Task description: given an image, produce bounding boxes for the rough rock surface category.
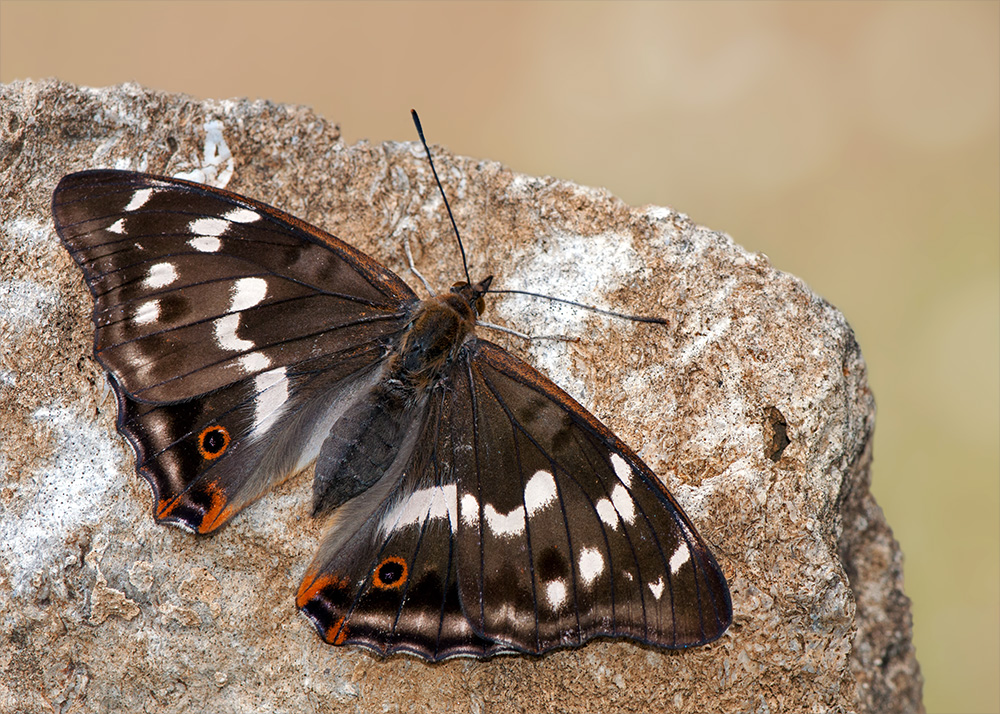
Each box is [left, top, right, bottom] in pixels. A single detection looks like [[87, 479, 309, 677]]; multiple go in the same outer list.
[[0, 80, 923, 713]]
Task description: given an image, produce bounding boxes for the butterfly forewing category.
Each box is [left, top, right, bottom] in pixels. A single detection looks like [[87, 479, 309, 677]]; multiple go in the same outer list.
[[54, 170, 417, 402], [458, 342, 730, 651]]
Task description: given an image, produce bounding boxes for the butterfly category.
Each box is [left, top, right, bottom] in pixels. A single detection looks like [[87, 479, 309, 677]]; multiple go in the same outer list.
[[52, 124, 731, 661]]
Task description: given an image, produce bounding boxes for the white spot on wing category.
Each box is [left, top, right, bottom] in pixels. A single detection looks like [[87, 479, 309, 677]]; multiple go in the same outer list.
[[207, 277, 269, 358], [427, 485, 457, 529], [189, 216, 230, 237], [107, 218, 126, 234], [611, 453, 633, 487], [143, 262, 178, 289], [124, 188, 154, 211], [142, 410, 172, 443], [596, 498, 618, 529], [669, 543, 691, 574], [225, 207, 260, 223], [252, 367, 289, 431], [484, 503, 526, 537], [380, 484, 458, 535], [239, 351, 271, 373], [214, 313, 253, 351], [611, 483, 635, 524], [545, 579, 567, 610], [460, 493, 479, 527], [578, 547, 605, 586], [649, 576, 665, 600], [229, 277, 267, 312], [133, 300, 160, 325], [524, 469, 557, 516], [189, 236, 221, 252]]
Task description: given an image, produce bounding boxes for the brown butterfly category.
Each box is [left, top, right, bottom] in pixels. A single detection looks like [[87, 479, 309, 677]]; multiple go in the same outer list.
[[52, 117, 731, 660]]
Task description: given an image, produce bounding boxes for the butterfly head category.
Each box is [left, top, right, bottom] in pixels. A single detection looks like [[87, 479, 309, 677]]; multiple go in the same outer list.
[[450, 275, 493, 319]]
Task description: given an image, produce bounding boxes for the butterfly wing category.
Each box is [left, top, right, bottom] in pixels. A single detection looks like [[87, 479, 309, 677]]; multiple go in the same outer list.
[[297, 368, 513, 660], [297, 339, 731, 659], [454, 341, 732, 651], [53, 170, 418, 532]]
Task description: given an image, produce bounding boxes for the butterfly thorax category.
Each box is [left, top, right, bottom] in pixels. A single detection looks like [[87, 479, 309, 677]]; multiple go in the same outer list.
[[394, 276, 493, 395]]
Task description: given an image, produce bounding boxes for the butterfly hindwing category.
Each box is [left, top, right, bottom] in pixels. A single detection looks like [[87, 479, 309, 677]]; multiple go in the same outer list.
[[297, 385, 512, 660], [116, 345, 391, 532], [297, 504, 504, 659]]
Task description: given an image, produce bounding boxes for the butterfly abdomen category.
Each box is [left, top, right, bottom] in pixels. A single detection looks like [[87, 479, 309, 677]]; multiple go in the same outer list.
[[311, 384, 424, 517], [397, 293, 478, 388]]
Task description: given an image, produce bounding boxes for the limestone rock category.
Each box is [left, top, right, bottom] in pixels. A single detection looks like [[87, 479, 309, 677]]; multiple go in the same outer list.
[[0, 80, 922, 713]]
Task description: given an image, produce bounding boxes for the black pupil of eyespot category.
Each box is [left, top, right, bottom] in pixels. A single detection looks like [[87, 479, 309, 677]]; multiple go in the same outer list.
[[204, 429, 225, 452], [379, 561, 403, 583]]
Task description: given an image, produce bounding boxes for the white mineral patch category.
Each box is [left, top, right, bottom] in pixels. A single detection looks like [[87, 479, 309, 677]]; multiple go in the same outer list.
[[3, 217, 52, 252], [1, 405, 124, 595], [173, 119, 234, 188], [492, 228, 641, 402], [0, 278, 61, 331]]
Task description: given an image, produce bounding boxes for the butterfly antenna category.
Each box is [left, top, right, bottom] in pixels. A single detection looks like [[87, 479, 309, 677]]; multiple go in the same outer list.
[[411, 109, 473, 287], [411, 110, 664, 328], [489, 288, 669, 325]]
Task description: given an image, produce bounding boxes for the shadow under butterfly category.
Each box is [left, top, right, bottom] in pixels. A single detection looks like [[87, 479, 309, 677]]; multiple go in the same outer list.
[[51, 112, 732, 661]]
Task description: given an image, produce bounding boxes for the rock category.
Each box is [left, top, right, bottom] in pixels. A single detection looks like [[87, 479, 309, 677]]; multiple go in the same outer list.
[[0, 80, 922, 713]]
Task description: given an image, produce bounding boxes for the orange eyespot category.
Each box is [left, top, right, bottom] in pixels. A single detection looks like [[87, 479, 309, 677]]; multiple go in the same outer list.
[[372, 556, 408, 590], [197, 425, 230, 460]]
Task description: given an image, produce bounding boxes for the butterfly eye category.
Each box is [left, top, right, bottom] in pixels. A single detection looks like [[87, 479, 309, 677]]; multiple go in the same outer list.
[[448, 281, 488, 317], [372, 557, 408, 590], [197, 426, 231, 460]]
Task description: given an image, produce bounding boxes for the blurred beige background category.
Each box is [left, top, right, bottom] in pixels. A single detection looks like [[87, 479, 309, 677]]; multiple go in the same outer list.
[[2, 2, 996, 712]]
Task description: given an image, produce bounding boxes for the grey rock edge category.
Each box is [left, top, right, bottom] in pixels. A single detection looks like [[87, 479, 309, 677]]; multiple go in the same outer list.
[[0, 80, 922, 714]]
